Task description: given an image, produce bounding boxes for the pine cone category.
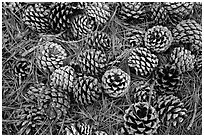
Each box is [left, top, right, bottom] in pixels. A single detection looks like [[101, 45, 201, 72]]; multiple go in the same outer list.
[[172, 19, 202, 55], [67, 2, 87, 10], [71, 14, 97, 40], [66, 122, 92, 135], [163, 2, 194, 25], [154, 64, 182, 96], [123, 102, 160, 135], [123, 28, 145, 47], [24, 83, 47, 103], [194, 54, 202, 72], [39, 86, 71, 120], [149, 3, 168, 26], [102, 68, 131, 98], [170, 47, 195, 73], [144, 25, 173, 53], [128, 47, 159, 77], [85, 31, 112, 53], [133, 81, 156, 105], [50, 65, 75, 92], [49, 2, 84, 33], [36, 41, 67, 73], [15, 104, 46, 135], [155, 95, 187, 127], [69, 60, 83, 75], [93, 130, 108, 135], [85, 2, 112, 29], [73, 75, 102, 105], [77, 49, 107, 77], [14, 58, 31, 84], [22, 3, 51, 33], [25, 83, 70, 120], [117, 2, 149, 23]]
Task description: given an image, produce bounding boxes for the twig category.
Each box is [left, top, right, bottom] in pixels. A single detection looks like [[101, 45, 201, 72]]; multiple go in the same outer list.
[[148, 80, 155, 105], [100, 3, 118, 32], [187, 94, 198, 130], [21, 45, 39, 57]]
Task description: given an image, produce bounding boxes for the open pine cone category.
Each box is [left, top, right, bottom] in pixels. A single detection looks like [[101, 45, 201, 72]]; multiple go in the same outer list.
[[65, 122, 93, 135], [14, 58, 31, 84], [71, 14, 97, 40], [39, 86, 71, 120], [155, 95, 187, 127], [25, 83, 70, 120], [22, 3, 51, 33], [172, 19, 202, 55], [149, 3, 168, 26], [73, 75, 102, 106], [122, 102, 160, 135], [15, 104, 47, 135], [144, 25, 173, 53], [117, 2, 149, 24], [85, 31, 112, 53], [85, 2, 112, 29], [170, 47, 195, 73], [154, 64, 182, 96], [77, 49, 107, 77], [49, 2, 84, 33], [163, 2, 194, 25], [123, 28, 145, 47], [128, 47, 159, 77], [102, 68, 131, 98], [194, 54, 202, 72], [133, 81, 156, 105], [36, 40, 67, 73], [50, 65, 75, 92]]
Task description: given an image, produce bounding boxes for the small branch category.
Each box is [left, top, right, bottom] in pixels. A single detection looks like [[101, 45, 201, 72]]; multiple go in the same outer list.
[[148, 80, 155, 105], [187, 96, 198, 130], [22, 45, 38, 57], [100, 3, 119, 32]]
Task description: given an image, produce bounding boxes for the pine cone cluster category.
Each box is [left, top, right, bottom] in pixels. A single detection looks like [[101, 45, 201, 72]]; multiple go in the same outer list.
[[25, 83, 70, 120], [4, 2, 201, 135]]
